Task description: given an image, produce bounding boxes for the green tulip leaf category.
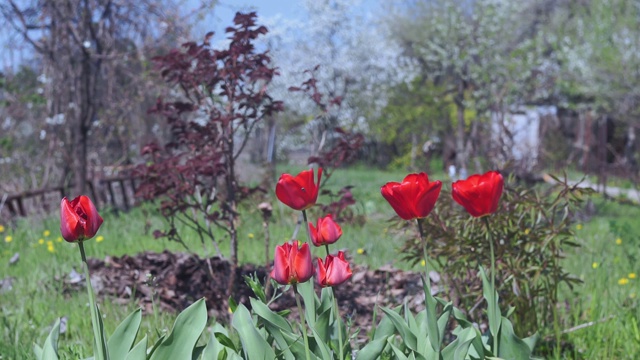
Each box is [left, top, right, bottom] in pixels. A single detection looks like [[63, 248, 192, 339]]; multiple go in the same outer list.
[[479, 267, 502, 345], [107, 308, 142, 359], [381, 307, 418, 351], [297, 281, 317, 328], [124, 335, 147, 360], [421, 275, 441, 353], [231, 304, 276, 360], [36, 318, 60, 360], [355, 336, 390, 360], [250, 298, 293, 332], [498, 317, 535, 360], [149, 298, 207, 360]]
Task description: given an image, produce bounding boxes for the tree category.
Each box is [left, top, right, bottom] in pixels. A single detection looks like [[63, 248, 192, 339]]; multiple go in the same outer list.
[[383, 0, 558, 171], [1, 0, 215, 195]]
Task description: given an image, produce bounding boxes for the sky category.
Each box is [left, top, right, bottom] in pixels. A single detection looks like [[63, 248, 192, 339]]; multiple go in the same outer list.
[[194, 0, 380, 38]]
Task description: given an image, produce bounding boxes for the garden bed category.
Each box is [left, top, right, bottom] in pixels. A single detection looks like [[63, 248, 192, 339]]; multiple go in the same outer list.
[[72, 251, 431, 338]]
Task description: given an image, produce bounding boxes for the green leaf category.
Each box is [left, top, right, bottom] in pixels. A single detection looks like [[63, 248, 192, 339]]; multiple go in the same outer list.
[[150, 298, 208, 360], [373, 307, 398, 340], [231, 304, 276, 360], [498, 317, 535, 360], [381, 307, 418, 351], [124, 335, 147, 360], [244, 274, 267, 303], [250, 298, 293, 332], [422, 275, 441, 353], [297, 281, 317, 328], [38, 318, 60, 360], [108, 309, 142, 360], [479, 267, 501, 346], [355, 337, 389, 360], [388, 340, 410, 360]]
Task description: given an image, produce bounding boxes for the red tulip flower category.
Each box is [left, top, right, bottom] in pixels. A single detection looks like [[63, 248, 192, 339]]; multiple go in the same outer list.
[[380, 173, 442, 220], [275, 168, 323, 211], [317, 251, 352, 287], [309, 214, 342, 247], [452, 170, 504, 217], [60, 196, 104, 243], [271, 240, 313, 285]]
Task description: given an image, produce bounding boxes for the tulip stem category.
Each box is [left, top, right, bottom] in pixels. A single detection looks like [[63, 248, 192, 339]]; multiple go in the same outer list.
[[333, 289, 345, 360], [293, 285, 312, 360], [78, 241, 108, 360], [483, 216, 498, 356], [416, 218, 429, 274], [302, 210, 313, 246]]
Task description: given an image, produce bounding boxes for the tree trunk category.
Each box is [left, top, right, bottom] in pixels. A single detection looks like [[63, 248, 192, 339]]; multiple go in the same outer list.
[[455, 82, 468, 171]]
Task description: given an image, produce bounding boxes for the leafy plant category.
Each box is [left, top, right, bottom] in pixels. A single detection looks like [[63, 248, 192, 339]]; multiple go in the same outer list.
[[399, 174, 591, 335], [135, 12, 283, 299]]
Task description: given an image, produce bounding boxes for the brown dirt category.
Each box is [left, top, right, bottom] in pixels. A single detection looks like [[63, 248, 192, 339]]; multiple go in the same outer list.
[[70, 251, 431, 336]]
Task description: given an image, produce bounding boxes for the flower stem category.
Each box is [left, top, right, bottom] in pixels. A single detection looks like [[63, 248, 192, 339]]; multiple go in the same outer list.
[[78, 241, 107, 360], [302, 210, 313, 245], [293, 285, 312, 360], [332, 288, 345, 360], [416, 218, 429, 278], [483, 216, 498, 356]]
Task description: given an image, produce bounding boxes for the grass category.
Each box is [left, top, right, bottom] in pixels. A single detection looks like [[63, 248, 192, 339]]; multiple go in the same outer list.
[[1, 164, 639, 358]]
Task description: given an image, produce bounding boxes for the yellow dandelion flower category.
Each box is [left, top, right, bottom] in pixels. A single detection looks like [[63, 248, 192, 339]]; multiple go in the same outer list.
[[0, 225, 5, 233], [420, 259, 426, 267], [47, 245, 55, 253], [592, 262, 598, 269], [356, 248, 364, 255], [629, 273, 637, 279], [248, 233, 254, 239], [43, 230, 51, 237], [616, 238, 622, 245], [4, 235, 12, 243], [576, 224, 583, 230], [38, 239, 44, 245], [95, 235, 104, 243], [524, 228, 530, 235], [56, 237, 63, 243], [618, 278, 629, 286]]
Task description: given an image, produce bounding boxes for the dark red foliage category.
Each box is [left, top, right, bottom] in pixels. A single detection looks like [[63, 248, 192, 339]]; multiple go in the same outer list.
[[135, 13, 282, 266]]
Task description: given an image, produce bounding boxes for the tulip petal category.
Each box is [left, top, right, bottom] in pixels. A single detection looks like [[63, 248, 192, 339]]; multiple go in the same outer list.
[[60, 198, 81, 242], [76, 195, 103, 239], [293, 242, 313, 283]]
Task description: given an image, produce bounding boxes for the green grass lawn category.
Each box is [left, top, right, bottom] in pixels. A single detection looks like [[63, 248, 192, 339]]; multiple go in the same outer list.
[[1, 165, 639, 359]]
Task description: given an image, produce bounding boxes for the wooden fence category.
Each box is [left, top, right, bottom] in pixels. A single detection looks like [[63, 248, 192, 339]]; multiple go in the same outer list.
[[0, 174, 139, 220]]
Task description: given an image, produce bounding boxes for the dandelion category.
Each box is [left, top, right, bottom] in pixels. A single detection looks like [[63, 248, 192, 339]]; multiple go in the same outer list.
[[43, 230, 51, 237], [356, 248, 364, 255], [47, 241, 55, 253], [248, 233, 254, 239], [38, 239, 45, 245], [95, 235, 104, 243], [618, 278, 629, 286], [0, 225, 4, 233], [592, 262, 598, 269], [629, 273, 637, 279], [420, 259, 426, 267], [615, 238, 622, 245], [4, 236, 12, 243], [576, 224, 583, 230], [524, 228, 531, 235], [56, 237, 63, 243]]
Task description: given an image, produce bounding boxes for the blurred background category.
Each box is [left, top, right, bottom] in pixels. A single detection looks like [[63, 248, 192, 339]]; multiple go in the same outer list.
[[1, 0, 639, 218]]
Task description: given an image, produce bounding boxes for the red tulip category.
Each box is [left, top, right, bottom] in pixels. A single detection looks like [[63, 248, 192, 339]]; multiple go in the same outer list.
[[317, 251, 352, 287], [60, 196, 104, 243], [275, 168, 322, 211], [309, 214, 342, 247], [380, 173, 442, 220], [271, 240, 313, 285], [452, 170, 504, 217]]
